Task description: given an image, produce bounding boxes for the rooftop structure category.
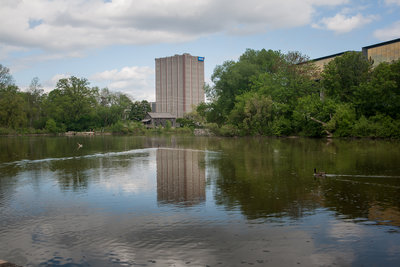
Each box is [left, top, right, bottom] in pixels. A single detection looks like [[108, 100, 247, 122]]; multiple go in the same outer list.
[[142, 112, 176, 128], [311, 38, 400, 71], [362, 38, 400, 66], [311, 51, 348, 72]]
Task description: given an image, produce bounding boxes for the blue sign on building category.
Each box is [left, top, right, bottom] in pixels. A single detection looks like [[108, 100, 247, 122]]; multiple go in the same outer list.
[[198, 57, 205, 62]]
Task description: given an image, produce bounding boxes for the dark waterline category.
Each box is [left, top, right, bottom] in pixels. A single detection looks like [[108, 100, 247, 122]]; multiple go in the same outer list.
[[1, 136, 400, 266]]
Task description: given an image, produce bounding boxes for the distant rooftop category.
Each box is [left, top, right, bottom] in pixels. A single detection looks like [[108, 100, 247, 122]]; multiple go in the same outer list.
[[362, 38, 400, 50], [311, 51, 350, 62], [311, 37, 400, 62], [147, 112, 176, 119]]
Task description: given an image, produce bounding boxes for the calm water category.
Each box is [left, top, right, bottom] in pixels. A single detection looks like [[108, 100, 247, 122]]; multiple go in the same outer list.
[[1, 136, 400, 266]]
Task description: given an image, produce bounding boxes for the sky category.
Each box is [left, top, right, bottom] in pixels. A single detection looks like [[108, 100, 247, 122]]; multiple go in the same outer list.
[[1, 0, 400, 102]]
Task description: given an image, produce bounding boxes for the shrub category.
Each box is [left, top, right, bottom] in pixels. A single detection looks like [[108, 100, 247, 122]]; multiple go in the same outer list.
[[110, 121, 125, 133], [271, 116, 292, 136], [326, 103, 356, 137], [165, 120, 172, 130], [218, 124, 239, 137], [352, 116, 373, 137], [45, 119, 61, 133]]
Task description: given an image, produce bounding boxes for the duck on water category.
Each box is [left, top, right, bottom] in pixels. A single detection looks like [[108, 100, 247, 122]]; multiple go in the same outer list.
[[314, 168, 326, 178]]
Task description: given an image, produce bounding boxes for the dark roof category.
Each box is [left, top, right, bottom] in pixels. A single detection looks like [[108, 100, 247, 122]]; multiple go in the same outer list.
[[311, 51, 351, 62], [146, 112, 176, 119], [362, 38, 400, 50]]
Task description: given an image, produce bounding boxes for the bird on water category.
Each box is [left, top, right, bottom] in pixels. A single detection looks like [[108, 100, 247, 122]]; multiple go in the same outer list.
[[314, 168, 326, 178], [77, 143, 83, 150]]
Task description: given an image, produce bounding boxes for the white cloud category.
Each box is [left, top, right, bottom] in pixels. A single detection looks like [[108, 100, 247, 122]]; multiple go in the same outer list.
[[0, 0, 349, 56], [374, 21, 400, 40], [8, 51, 85, 73], [385, 0, 400, 5], [40, 66, 155, 100], [312, 13, 377, 34], [42, 73, 71, 92], [328, 221, 366, 241], [90, 66, 155, 101], [91, 66, 153, 81]]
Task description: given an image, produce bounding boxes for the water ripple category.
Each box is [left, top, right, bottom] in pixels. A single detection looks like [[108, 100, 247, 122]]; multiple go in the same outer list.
[[0, 148, 157, 168]]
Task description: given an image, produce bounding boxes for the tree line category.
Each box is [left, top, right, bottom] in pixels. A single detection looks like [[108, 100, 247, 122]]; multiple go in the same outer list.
[[185, 49, 400, 138], [2, 48, 400, 138], [0, 65, 151, 134]]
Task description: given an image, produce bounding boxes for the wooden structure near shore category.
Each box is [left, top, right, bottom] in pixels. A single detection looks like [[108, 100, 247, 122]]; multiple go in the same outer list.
[[142, 112, 177, 128]]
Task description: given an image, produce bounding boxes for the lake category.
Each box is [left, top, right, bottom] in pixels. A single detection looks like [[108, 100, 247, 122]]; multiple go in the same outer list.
[[1, 136, 400, 266]]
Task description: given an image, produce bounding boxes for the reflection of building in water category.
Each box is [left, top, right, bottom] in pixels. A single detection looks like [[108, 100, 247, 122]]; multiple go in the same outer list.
[[157, 148, 205, 205]]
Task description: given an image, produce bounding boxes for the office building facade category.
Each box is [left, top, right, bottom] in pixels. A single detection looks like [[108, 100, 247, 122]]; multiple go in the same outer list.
[[155, 53, 205, 118]]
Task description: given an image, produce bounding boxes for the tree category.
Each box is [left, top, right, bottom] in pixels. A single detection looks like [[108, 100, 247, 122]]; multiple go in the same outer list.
[[0, 64, 14, 89], [0, 64, 27, 129], [25, 77, 45, 128], [326, 103, 357, 137], [95, 88, 134, 127], [322, 52, 372, 102], [112, 92, 133, 121], [129, 100, 151, 121], [210, 49, 285, 121], [354, 60, 400, 119], [0, 85, 27, 129], [44, 76, 98, 131], [229, 92, 275, 135]]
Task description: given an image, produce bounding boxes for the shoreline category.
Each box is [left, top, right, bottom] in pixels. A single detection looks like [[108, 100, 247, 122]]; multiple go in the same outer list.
[[0, 132, 398, 140]]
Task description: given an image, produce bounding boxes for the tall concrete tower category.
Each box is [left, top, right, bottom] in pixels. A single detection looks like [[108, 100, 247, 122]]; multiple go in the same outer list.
[[155, 53, 205, 118]]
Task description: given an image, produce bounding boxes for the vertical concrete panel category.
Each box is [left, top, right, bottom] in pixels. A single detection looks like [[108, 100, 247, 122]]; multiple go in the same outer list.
[[155, 59, 161, 113], [186, 56, 190, 112], [198, 60, 205, 103], [161, 58, 167, 112], [171, 56, 177, 117], [177, 55, 183, 118], [191, 56, 196, 108]]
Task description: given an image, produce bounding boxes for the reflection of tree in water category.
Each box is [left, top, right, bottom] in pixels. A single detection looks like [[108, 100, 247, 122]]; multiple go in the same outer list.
[[0, 135, 157, 166], [49, 151, 150, 191], [49, 158, 92, 191], [157, 148, 205, 206], [317, 177, 400, 227], [208, 138, 320, 220], [369, 203, 400, 227], [208, 137, 400, 225], [0, 175, 16, 210]]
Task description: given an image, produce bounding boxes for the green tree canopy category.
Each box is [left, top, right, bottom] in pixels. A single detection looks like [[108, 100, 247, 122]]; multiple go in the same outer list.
[[44, 76, 98, 131], [130, 100, 151, 121], [354, 60, 400, 119], [210, 49, 285, 121], [0, 85, 27, 129], [25, 77, 46, 128], [0, 64, 14, 89], [322, 51, 372, 102]]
